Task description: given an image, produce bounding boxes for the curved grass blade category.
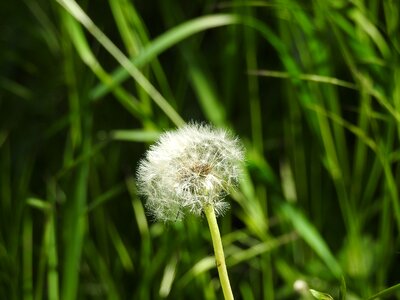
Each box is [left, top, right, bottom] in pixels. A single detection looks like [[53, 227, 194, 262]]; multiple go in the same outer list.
[[367, 283, 400, 300], [90, 14, 241, 100], [280, 203, 343, 279], [56, 0, 185, 127]]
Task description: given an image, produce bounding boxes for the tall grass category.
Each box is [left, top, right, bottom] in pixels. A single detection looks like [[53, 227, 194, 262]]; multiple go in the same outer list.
[[1, 0, 399, 299]]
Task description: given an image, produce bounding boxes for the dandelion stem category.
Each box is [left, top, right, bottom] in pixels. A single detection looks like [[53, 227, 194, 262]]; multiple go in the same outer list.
[[203, 204, 234, 300]]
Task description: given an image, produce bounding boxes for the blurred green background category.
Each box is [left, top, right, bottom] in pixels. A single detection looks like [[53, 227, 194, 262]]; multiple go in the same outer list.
[[1, 0, 400, 299]]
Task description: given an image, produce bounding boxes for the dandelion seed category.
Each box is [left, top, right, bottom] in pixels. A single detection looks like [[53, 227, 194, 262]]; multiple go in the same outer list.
[[136, 122, 244, 222]]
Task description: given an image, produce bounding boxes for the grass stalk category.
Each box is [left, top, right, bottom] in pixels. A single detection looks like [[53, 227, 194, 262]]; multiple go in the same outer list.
[[56, 0, 185, 127], [22, 212, 33, 300], [203, 204, 234, 300]]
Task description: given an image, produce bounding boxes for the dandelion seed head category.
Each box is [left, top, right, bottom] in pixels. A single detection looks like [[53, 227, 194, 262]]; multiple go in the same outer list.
[[136, 123, 244, 222]]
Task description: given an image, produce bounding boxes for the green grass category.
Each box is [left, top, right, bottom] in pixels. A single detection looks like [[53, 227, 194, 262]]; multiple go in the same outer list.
[[1, 0, 400, 299]]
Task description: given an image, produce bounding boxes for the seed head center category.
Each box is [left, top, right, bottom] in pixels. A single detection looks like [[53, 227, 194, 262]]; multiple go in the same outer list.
[[190, 163, 213, 176]]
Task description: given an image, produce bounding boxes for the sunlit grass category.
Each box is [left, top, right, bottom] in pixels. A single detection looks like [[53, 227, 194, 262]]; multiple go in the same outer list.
[[1, 0, 399, 299]]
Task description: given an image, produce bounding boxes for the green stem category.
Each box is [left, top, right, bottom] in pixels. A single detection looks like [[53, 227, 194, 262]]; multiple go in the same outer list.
[[203, 204, 234, 300]]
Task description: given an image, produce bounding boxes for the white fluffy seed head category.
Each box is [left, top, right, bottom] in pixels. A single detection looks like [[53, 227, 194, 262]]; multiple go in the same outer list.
[[136, 123, 244, 222]]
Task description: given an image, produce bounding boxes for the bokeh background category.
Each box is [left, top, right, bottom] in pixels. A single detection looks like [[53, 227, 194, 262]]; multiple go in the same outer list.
[[1, 0, 400, 299]]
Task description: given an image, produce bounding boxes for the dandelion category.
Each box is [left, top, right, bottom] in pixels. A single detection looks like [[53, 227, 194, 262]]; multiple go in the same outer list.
[[136, 122, 244, 300], [136, 122, 244, 222]]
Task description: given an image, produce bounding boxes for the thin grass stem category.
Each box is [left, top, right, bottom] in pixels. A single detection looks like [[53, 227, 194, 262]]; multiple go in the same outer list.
[[56, 0, 185, 127]]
